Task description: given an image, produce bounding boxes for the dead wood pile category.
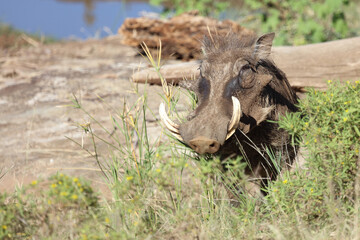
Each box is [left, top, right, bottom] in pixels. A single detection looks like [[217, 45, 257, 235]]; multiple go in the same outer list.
[[132, 36, 360, 92], [118, 11, 254, 60]]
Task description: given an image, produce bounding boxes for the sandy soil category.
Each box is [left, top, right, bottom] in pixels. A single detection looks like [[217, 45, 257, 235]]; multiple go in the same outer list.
[[0, 36, 175, 196]]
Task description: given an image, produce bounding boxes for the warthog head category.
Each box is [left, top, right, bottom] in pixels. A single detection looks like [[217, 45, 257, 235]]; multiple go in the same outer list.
[[160, 32, 298, 156]]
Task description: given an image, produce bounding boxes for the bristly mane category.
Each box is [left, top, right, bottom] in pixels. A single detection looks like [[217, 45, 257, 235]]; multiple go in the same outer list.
[[202, 32, 298, 114], [202, 33, 257, 56]]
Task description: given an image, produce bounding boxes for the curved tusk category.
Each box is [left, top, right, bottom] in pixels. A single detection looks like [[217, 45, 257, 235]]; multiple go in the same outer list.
[[169, 132, 184, 141], [226, 129, 236, 140], [226, 96, 242, 140], [159, 103, 184, 141], [159, 103, 180, 133]]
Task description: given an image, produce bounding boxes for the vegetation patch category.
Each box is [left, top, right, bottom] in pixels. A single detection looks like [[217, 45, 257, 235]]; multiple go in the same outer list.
[[1, 44, 359, 238], [1, 78, 359, 239], [261, 80, 360, 238], [0, 174, 104, 239], [0, 22, 57, 50], [243, 0, 358, 45], [150, 0, 360, 45]]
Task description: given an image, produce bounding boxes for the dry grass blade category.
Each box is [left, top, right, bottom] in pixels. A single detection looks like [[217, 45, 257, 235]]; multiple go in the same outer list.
[[140, 41, 172, 103], [206, 25, 216, 49], [21, 33, 40, 47]]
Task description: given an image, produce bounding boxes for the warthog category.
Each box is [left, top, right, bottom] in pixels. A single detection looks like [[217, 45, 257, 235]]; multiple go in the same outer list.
[[160, 32, 299, 195]]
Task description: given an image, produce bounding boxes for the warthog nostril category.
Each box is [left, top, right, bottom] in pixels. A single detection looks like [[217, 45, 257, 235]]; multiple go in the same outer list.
[[189, 137, 220, 154]]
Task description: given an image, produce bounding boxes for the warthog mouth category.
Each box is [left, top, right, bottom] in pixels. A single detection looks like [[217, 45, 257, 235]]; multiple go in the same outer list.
[[159, 96, 242, 144]]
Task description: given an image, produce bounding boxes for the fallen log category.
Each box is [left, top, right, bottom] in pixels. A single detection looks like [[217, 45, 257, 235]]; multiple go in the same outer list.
[[132, 36, 360, 91], [118, 11, 254, 60]]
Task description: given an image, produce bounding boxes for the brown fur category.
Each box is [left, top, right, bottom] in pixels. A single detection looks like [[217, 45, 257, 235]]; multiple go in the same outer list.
[[179, 32, 299, 195]]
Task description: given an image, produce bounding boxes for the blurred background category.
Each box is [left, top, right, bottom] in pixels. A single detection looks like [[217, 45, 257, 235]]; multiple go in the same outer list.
[[0, 0, 359, 46], [0, 0, 162, 40]]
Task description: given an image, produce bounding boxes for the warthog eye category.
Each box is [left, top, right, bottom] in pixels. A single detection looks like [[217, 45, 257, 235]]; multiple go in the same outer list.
[[238, 64, 256, 89], [239, 64, 251, 75]]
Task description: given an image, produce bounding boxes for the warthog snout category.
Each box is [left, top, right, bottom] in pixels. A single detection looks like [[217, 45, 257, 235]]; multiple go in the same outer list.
[[189, 136, 220, 154], [159, 96, 241, 155]]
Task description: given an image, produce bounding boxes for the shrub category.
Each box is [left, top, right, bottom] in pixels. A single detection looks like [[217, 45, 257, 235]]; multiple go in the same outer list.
[[262, 80, 360, 235], [244, 0, 358, 45], [0, 174, 103, 239]]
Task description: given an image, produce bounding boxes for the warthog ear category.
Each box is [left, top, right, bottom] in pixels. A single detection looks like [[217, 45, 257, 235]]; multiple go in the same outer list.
[[253, 32, 275, 60]]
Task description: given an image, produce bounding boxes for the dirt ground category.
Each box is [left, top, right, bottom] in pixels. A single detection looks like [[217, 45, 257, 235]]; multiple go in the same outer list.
[[0, 36, 176, 196]]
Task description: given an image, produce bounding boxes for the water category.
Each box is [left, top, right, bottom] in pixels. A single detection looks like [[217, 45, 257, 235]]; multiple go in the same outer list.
[[0, 0, 162, 39]]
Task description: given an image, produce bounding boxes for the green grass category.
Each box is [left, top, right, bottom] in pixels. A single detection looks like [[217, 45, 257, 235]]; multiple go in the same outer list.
[[1, 49, 359, 239], [0, 22, 57, 50]]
